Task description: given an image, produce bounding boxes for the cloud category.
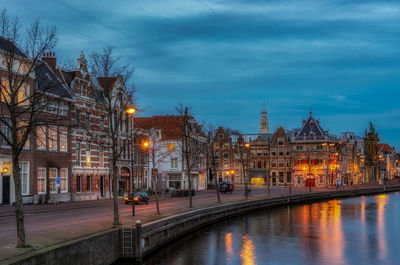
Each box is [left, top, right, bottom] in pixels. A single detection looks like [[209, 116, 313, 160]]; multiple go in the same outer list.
[[5, 0, 400, 149]]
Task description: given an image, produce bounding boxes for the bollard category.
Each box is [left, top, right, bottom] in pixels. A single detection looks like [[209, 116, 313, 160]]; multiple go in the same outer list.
[[135, 220, 143, 262]]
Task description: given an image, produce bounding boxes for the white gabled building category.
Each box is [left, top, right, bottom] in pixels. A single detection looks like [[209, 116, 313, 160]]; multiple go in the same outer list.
[[135, 115, 208, 191]]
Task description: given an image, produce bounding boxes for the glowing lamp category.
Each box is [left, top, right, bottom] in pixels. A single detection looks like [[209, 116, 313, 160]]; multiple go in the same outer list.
[[126, 107, 137, 115]]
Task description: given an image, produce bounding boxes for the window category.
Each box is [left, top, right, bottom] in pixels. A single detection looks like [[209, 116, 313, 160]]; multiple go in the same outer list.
[[77, 176, 82, 192], [271, 161, 277, 168], [87, 176, 92, 192], [1, 118, 10, 146], [47, 101, 58, 114], [76, 142, 81, 166], [99, 146, 104, 167], [287, 172, 291, 183], [60, 168, 68, 193], [36, 125, 46, 150], [224, 162, 229, 169], [171, 157, 178, 169], [48, 126, 57, 151], [168, 173, 182, 189], [49, 168, 57, 193], [223, 144, 229, 150], [19, 161, 29, 195], [271, 149, 277, 156], [59, 127, 67, 152], [86, 112, 90, 129], [100, 116, 104, 129], [18, 83, 30, 106], [37, 168, 46, 194], [18, 62, 29, 73], [257, 161, 262, 168], [278, 137, 284, 146], [223, 153, 229, 159], [278, 161, 284, 168], [279, 172, 284, 182], [218, 134, 223, 139], [76, 110, 80, 126], [167, 143, 175, 152], [86, 143, 91, 167], [279, 151, 284, 156], [297, 145, 303, 151], [1, 78, 11, 103]]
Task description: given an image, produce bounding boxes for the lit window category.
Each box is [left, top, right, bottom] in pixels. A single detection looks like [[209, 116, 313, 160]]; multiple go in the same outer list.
[[37, 168, 46, 194], [1, 78, 11, 103], [48, 126, 57, 150], [49, 168, 57, 193], [18, 83, 30, 106], [60, 168, 68, 193], [59, 127, 67, 152], [167, 143, 175, 151]]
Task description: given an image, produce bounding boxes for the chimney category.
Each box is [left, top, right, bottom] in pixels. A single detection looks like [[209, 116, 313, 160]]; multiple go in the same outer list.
[[42, 51, 57, 70]]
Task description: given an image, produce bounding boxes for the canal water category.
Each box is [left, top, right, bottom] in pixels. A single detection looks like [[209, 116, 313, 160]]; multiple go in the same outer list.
[[120, 192, 400, 265]]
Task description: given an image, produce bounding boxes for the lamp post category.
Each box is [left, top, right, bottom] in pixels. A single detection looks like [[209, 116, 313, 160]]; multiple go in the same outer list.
[[126, 106, 137, 216]]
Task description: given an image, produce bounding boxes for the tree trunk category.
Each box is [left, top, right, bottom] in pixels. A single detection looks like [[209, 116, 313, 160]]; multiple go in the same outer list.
[[188, 170, 192, 208], [112, 159, 119, 226], [153, 158, 160, 215], [213, 164, 221, 203], [12, 152, 26, 247]]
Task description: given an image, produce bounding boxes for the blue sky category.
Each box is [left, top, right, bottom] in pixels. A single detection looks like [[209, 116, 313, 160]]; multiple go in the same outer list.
[[5, 0, 400, 149]]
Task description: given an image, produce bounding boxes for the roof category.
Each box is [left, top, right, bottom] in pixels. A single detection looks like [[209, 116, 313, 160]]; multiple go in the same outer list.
[[134, 116, 184, 140], [35, 61, 74, 99], [0, 37, 27, 58], [97, 77, 117, 91], [378, 143, 395, 154], [292, 110, 330, 141]]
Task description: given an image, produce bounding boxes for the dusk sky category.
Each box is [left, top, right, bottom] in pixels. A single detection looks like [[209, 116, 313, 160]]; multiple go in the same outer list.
[[6, 0, 400, 149]]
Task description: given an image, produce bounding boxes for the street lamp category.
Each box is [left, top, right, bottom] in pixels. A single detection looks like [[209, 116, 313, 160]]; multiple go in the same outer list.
[[126, 106, 137, 216]]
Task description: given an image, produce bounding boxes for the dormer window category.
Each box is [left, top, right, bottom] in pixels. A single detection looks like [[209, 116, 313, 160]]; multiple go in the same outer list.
[[310, 121, 314, 127]]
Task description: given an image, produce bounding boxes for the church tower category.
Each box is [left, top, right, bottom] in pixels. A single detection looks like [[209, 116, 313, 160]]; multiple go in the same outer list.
[[260, 103, 269, 134]]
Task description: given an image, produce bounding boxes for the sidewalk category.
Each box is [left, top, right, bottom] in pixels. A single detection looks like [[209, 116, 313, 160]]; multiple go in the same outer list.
[[1, 183, 399, 263]]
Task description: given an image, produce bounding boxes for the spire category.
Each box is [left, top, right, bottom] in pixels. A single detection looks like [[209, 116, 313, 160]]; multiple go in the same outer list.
[[260, 103, 269, 134], [309, 105, 312, 117]]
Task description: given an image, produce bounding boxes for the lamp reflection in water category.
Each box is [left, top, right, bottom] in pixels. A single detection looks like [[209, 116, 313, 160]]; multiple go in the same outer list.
[[240, 234, 257, 265], [317, 200, 345, 265], [377, 194, 388, 260], [225, 232, 234, 263]]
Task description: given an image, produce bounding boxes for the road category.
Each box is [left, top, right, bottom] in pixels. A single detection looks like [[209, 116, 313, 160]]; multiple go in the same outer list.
[[0, 184, 395, 262]]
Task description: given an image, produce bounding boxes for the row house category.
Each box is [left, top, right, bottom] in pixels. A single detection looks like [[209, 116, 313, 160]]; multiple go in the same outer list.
[[377, 143, 397, 181], [0, 38, 74, 205], [0, 38, 140, 205], [135, 115, 208, 191]]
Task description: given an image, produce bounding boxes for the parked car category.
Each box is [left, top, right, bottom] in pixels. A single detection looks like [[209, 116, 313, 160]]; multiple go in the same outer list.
[[124, 191, 149, 205], [220, 180, 234, 193]]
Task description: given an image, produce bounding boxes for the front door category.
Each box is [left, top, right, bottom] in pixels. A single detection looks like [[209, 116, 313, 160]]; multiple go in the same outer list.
[[100, 176, 104, 197], [2, 176, 10, 204]]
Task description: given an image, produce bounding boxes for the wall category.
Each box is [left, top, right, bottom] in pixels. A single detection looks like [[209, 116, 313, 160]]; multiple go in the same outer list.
[[5, 229, 120, 265]]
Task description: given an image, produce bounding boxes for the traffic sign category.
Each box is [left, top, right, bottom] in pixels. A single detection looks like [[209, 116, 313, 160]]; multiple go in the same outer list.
[[56, 177, 60, 188]]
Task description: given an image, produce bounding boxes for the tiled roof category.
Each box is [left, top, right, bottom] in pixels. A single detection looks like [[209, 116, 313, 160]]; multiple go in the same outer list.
[[97, 77, 117, 91], [134, 116, 184, 140], [0, 37, 27, 58], [378, 143, 395, 154], [35, 62, 74, 99]]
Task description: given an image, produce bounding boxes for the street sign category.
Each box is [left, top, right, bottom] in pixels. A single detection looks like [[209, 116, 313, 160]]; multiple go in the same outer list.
[[56, 177, 60, 188], [162, 171, 166, 181]]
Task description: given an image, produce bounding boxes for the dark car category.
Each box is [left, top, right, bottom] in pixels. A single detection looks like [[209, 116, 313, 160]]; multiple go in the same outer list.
[[219, 180, 234, 193], [124, 191, 149, 205]]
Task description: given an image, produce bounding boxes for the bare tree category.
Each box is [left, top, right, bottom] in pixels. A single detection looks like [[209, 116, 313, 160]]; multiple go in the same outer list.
[[235, 135, 250, 200], [0, 9, 57, 247], [88, 46, 135, 226], [204, 123, 221, 203], [177, 104, 206, 208]]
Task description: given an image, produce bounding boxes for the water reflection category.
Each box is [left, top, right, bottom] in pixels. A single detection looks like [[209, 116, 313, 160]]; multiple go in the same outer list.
[[225, 232, 234, 263], [135, 193, 400, 265], [240, 234, 257, 265], [377, 195, 388, 261]]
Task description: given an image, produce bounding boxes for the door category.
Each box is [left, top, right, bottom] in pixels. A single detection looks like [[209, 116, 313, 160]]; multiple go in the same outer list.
[[100, 176, 104, 197], [2, 176, 10, 204]]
